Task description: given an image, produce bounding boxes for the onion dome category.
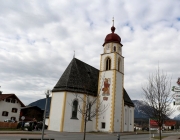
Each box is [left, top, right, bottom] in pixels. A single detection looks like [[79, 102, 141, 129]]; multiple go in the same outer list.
[[103, 26, 123, 46]]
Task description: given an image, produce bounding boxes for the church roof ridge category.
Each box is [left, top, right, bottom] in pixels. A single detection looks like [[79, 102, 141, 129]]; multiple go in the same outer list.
[[74, 58, 99, 71], [52, 58, 99, 96]]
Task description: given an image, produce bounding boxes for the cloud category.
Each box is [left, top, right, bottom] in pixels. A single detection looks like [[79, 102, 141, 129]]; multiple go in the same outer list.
[[0, 0, 180, 107]]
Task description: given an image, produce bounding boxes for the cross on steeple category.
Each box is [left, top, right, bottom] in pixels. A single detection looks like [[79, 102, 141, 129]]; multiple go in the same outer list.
[[73, 50, 75, 58], [112, 17, 114, 26]]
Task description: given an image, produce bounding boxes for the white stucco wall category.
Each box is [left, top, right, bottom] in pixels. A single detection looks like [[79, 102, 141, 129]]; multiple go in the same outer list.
[[104, 43, 122, 55], [48, 91, 65, 131], [129, 107, 134, 131], [114, 72, 123, 132], [85, 96, 96, 132], [123, 105, 134, 131], [124, 106, 128, 131], [0, 99, 21, 122], [114, 51, 124, 74], [63, 92, 83, 132], [86, 120, 93, 131], [97, 70, 113, 132], [49, 91, 96, 132], [63, 92, 95, 132]]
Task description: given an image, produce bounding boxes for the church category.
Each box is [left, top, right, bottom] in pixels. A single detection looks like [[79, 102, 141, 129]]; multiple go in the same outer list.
[[48, 23, 134, 132]]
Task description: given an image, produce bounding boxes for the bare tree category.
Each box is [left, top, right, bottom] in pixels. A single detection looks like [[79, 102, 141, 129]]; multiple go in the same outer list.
[[142, 68, 175, 140], [70, 75, 108, 140], [74, 93, 108, 140]]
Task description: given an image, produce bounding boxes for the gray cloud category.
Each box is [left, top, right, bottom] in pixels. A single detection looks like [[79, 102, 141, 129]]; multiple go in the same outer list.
[[0, 0, 180, 111]]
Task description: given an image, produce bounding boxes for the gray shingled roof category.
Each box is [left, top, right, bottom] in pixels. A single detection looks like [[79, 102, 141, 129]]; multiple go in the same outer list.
[[124, 89, 134, 107], [53, 58, 134, 107], [52, 58, 99, 96]]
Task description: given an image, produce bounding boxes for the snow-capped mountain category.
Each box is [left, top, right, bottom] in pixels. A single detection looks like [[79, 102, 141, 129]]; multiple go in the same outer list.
[[132, 100, 149, 119], [173, 114, 180, 120], [28, 98, 149, 119]]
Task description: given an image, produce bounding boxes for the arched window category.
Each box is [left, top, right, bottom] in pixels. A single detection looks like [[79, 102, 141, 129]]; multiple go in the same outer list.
[[118, 58, 120, 71], [88, 103, 92, 121], [114, 46, 116, 52], [106, 58, 111, 70], [71, 100, 78, 119]]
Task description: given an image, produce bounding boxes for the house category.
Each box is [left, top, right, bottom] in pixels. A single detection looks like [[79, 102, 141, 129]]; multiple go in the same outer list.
[[28, 97, 52, 124], [20, 106, 44, 122], [0, 92, 25, 122], [48, 23, 134, 132], [150, 119, 176, 130], [164, 120, 176, 130]]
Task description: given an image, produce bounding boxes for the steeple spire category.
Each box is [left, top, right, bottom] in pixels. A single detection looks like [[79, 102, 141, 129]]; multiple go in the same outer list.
[[73, 50, 75, 58], [111, 17, 115, 33]]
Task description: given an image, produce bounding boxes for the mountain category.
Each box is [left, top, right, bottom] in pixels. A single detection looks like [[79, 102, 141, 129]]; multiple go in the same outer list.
[[28, 97, 51, 117], [173, 114, 180, 120], [132, 100, 149, 119], [28, 98, 149, 119]]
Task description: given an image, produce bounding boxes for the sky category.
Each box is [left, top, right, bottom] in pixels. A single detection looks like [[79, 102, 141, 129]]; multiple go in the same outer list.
[[0, 0, 180, 116]]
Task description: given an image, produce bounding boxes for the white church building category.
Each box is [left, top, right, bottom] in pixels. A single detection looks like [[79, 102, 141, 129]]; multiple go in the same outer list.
[[48, 24, 134, 132]]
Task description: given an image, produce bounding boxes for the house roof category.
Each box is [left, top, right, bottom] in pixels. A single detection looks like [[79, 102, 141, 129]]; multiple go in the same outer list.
[[0, 94, 25, 107], [21, 106, 42, 110], [52, 58, 99, 96], [164, 120, 176, 126], [53, 57, 134, 107]]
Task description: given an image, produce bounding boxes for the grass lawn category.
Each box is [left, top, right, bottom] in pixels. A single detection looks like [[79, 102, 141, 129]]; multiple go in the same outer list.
[[0, 128, 22, 131], [152, 136, 168, 139]]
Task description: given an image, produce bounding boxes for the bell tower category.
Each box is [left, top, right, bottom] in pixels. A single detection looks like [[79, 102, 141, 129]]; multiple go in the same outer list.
[[96, 20, 124, 132]]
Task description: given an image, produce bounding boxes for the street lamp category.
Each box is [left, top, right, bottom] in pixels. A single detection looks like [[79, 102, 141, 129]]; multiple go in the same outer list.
[[41, 89, 51, 140]]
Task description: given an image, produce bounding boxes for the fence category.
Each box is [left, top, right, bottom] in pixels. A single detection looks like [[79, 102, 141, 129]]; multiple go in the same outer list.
[[0, 122, 18, 128]]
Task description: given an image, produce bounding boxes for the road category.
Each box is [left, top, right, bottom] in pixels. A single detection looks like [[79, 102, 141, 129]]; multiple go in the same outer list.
[[0, 130, 180, 140]]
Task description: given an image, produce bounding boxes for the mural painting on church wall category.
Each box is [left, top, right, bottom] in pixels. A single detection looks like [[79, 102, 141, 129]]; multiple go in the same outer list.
[[102, 78, 111, 101]]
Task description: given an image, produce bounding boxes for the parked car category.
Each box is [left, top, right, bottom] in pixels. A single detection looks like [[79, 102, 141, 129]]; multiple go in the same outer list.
[[23, 121, 48, 131], [4, 119, 15, 123], [24, 121, 34, 131], [142, 127, 149, 131]]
